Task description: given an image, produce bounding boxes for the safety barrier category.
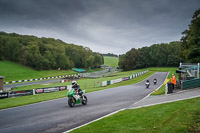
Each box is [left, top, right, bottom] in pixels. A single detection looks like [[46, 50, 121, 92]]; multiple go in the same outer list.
[[101, 70, 148, 87], [0, 86, 68, 99], [3, 75, 77, 85], [181, 78, 200, 89], [0, 70, 149, 99], [3, 69, 114, 84]]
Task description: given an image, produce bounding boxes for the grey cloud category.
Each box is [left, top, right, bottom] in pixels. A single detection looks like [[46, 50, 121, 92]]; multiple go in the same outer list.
[[0, 0, 200, 54]]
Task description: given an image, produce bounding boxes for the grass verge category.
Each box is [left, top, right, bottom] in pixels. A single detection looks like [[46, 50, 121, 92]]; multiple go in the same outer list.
[[12, 69, 149, 91], [71, 97, 200, 133], [103, 56, 119, 67], [150, 67, 178, 95], [0, 60, 77, 82], [0, 71, 153, 110]]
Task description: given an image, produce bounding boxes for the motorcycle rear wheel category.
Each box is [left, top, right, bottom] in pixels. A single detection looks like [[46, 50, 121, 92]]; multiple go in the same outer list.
[[68, 98, 75, 107], [82, 96, 87, 105]]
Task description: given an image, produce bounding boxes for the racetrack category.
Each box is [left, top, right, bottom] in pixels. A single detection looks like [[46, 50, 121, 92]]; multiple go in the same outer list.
[[0, 72, 168, 133]]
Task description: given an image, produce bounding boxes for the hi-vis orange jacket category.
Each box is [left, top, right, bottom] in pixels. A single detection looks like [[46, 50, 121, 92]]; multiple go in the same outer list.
[[171, 75, 176, 85]]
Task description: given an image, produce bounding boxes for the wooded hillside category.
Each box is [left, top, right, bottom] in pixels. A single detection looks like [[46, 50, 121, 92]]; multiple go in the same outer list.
[[0, 32, 104, 70], [119, 9, 200, 70]]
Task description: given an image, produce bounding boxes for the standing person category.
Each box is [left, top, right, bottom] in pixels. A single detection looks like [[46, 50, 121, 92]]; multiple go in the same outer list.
[[171, 74, 176, 89]]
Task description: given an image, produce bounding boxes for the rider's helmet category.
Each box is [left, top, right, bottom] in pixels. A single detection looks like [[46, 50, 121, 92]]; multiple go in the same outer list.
[[72, 80, 77, 87]]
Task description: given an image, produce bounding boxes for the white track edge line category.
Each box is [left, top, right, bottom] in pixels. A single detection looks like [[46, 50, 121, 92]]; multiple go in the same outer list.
[[64, 72, 167, 132], [0, 70, 147, 111], [0, 72, 164, 112], [63, 108, 126, 133], [129, 95, 200, 110], [132, 72, 169, 106], [65, 95, 200, 133]]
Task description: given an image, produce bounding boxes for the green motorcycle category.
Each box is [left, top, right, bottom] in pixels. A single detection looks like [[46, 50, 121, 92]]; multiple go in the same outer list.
[[67, 88, 87, 107]]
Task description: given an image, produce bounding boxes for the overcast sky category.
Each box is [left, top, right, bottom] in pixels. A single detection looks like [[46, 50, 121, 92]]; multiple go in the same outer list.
[[0, 0, 199, 55]]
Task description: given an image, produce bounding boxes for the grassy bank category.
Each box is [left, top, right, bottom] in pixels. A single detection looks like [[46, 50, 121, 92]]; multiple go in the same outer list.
[[72, 97, 200, 133], [150, 67, 178, 95], [11, 69, 149, 91], [0, 61, 77, 82], [103, 56, 119, 67], [0, 71, 153, 109]]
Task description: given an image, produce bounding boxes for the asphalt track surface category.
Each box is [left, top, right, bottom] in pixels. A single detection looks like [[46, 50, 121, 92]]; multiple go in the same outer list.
[[4, 79, 61, 90], [0, 72, 168, 133]]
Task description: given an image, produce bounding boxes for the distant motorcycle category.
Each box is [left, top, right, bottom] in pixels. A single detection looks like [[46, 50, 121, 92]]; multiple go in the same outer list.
[[67, 88, 87, 107], [153, 78, 157, 85], [145, 80, 150, 88]]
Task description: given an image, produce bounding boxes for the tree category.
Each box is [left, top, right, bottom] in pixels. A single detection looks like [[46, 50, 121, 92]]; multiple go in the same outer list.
[[0, 36, 3, 60], [94, 54, 103, 67], [136, 47, 150, 68], [118, 54, 126, 69], [124, 48, 137, 70], [0, 32, 104, 70], [85, 55, 95, 69], [181, 9, 200, 63]]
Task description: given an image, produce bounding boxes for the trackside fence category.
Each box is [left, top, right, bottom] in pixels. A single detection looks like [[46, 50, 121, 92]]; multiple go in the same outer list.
[[0, 70, 148, 99], [102, 70, 148, 87], [3, 75, 78, 85], [181, 78, 200, 89]]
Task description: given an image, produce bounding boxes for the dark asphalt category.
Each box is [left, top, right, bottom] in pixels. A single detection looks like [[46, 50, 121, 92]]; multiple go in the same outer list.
[[0, 72, 168, 133]]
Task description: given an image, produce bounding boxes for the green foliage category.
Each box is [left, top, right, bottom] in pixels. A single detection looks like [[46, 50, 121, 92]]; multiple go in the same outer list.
[[181, 9, 200, 63], [104, 56, 119, 67], [149, 67, 178, 95], [0, 69, 152, 109], [0, 32, 104, 70], [119, 42, 182, 70], [72, 97, 200, 133], [0, 60, 77, 82], [119, 9, 200, 70], [102, 53, 118, 57]]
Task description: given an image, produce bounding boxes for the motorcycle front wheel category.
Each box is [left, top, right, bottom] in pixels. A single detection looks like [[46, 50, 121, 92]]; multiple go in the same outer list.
[[68, 98, 75, 107], [82, 95, 87, 105]]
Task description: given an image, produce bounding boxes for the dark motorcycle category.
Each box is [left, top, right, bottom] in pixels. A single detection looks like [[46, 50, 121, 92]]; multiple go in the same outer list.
[[153, 78, 157, 85], [145, 81, 150, 88]]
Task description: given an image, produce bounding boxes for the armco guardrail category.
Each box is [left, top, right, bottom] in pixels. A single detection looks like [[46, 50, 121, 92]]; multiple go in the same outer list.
[[102, 70, 148, 87], [3, 75, 77, 85], [181, 78, 200, 89], [0, 86, 68, 99], [0, 70, 149, 99], [3, 69, 112, 84]]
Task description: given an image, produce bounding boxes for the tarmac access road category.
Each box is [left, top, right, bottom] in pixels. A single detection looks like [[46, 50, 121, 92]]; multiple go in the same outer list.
[[3, 79, 61, 90], [0, 72, 168, 133]]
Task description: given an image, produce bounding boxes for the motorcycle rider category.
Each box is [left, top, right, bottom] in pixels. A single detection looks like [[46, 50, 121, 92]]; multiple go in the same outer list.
[[72, 80, 83, 99], [153, 78, 157, 85], [145, 79, 150, 88]]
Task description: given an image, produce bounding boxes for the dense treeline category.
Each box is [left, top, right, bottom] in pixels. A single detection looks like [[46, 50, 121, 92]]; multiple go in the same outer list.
[[118, 42, 182, 70], [180, 9, 200, 63], [102, 53, 118, 57], [119, 9, 200, 70], [0, 32, 104, 70]]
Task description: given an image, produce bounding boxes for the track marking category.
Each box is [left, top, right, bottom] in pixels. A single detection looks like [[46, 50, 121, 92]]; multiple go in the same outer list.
[[64, 72, 168, 132], [131, 72, 169, 106], [63, 108, 126, 133], [129, 95, 200, 110]]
